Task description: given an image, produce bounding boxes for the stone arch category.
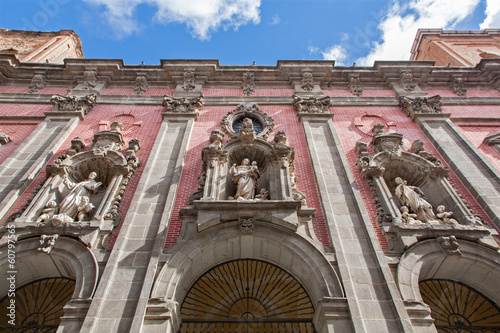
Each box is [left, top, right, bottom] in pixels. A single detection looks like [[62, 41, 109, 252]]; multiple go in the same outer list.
[[152, 222, 343, 306], [397, 239, 500, 329], [0, 236, 99, 300]]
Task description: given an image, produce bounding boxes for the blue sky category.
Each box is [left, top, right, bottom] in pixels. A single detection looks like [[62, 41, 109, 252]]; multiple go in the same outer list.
[[1, 0, 499, 66]]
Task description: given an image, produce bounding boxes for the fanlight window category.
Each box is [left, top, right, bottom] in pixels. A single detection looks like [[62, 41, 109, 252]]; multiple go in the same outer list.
[[0, 277, 75, 332], [420, 279, 500, 332], [180, 259, 315, 332]]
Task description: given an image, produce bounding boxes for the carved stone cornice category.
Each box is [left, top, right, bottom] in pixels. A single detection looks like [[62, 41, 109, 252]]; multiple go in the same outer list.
[[162, 95, 204, 114], [292, 94, 333, 113], [399, 95, 442, 118], [50, 93, 97, 114]]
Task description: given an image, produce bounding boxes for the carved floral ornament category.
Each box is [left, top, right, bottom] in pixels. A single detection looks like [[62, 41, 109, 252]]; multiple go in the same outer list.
[[292, 94, 333, 114], [162, 95, 204, 113], [399, 95, 442, 118], [51, 94, 97, 115], [348, 75, 362, 96], [242, 72, 255, 96], [354, 124, 491, 253]]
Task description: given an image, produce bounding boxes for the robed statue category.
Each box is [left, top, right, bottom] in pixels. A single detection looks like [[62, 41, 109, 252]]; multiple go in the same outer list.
[[229, 158, 259, 200]]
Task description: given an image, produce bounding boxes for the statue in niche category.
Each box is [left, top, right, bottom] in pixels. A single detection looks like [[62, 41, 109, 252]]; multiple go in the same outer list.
[[57, 172, 101, 221], [239, 117, 256, 146], [228, 158, 259, 200], [436, 205, 459, 225], [394, 177, 438, 223], [400, 206, 421, 224]]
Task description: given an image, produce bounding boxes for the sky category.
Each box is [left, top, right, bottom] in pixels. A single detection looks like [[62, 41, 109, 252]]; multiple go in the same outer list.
[[0, 0, 499, 66]]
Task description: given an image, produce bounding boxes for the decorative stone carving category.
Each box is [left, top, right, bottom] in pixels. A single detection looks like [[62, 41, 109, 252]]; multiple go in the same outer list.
[[255, 188, 269, 200], [399, 71, 417, 92], [436, 205, 459, 225], [409, 140, 442, 166], [220, 103, 275, 140], [182, 69, 196, 91], [135, 75, 149, 95], [91, 121, 125, 156], [371, 124, 404, 155], [399, 95, 442, 118], [82, 70, 98, 89], [348, 75, 362, 96], [242, 72, 255, 96], [29, 73, 46, 93], [292, 94, 333, 113], [228, 158, 260, 200], [437, 236, 461, 255], [451, 76, 467, 97], [35, 201, 58, 224], [395, 177, 439, 223], [162, 95, 204, 113], [67, 137, 86, 156], [484, 132, 500, 153], [239, 217, 254, 235], [51, 94, 97, 114], [301, 71, 314, 91], [400, 206, 422, 224], [0, 132, 11, 146], [208, 129, 224, 150], [38, 234, 58, 253]]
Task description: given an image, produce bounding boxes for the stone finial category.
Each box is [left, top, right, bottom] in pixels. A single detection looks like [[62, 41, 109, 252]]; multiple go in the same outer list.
[[301, 71, 314, 91], [399, 95, 442, 118], [209, 130, 224, 149], [163, 95, 204, 113], [292, 94, 333, 113], [399, 71, 416, 92], [135, 75, 149, 95], [348, 75, 362, 96], [67, 137, 86, 156], [83, 70, 98, 89], [371, 123, 385, 135], [242, 72, 255, 96], [273, 130, 288, 148], [29, 73, 46, 93], [182, 69, 196, 91], [38, 234, 59, 253], [451, 76, 467, 97]]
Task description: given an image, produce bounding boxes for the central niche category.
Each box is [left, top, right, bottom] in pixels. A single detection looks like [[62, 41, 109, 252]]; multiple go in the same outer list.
[[189, 103, 306, 204], [180, 259, 315, 332]]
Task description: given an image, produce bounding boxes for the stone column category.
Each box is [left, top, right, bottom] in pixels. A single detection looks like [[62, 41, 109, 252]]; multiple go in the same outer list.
[[415, 114, 500, 228], [298, 111, 413, 332], [0, 113, 81, 222], [80, 112, 197, 333]]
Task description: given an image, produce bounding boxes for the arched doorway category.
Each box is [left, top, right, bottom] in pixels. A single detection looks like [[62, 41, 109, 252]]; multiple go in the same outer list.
[[0, 277, 75, 332], [420, 279, 500, 332], [180, 259, 315, 332]]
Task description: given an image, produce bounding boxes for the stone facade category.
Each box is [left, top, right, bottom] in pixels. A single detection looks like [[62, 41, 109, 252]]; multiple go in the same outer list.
[[0, 30, 500, 333]]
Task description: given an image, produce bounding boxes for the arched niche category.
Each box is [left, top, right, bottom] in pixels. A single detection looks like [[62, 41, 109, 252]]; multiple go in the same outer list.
[[355, 131, 497, 253], [146, 221, 344, 332], [13, 123, 140, 249], [396, 239, 500, 330]]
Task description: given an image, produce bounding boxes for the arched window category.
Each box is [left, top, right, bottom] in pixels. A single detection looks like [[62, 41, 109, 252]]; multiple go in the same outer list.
[[420, 279, 500, 332], [180, 259, 315, 332], [0, 277, 75, 332]]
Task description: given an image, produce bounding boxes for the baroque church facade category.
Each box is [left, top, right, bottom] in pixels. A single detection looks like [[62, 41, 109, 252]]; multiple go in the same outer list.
[[0, 29, 500, 332]]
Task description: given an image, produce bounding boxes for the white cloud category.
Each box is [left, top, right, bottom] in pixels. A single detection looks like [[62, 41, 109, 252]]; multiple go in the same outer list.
[[308, 46, 320, 54], [480, 0, 500, 28], [271, 14, 280, 25], [357, 0, 481, 66], [84, 0, 261, 39], [321, 45, 347, 65]]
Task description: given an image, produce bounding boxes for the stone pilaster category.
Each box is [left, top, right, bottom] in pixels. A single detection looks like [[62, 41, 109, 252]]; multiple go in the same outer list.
[[80, 111, 198, 332]]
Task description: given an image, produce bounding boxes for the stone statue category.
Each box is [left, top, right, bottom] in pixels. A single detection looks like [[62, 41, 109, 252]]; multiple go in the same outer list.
[[400, 206, 421, 224], [77, 196, 95, 222], [394, 177, 438, 223], [255, 188, 269, 200], [229, 158, 259, 200], [36, 201, 58, 224], [436, 205, 459, 225], [58, 172, 101, 220]]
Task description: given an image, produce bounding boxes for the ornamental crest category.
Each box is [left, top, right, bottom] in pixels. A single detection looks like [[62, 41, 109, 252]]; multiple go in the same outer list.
[[163, 95, 204, 113], [51, 94, 97, 114], [399, 95, 442, 118], [292, 94, 333, 113]]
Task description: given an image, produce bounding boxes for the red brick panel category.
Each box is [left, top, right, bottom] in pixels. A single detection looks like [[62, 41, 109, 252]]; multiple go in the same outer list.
[[324, 89, 395, 97], [0, 103, 51, 117]]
